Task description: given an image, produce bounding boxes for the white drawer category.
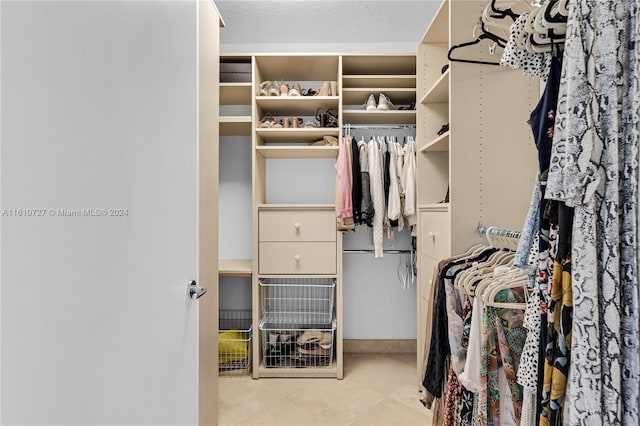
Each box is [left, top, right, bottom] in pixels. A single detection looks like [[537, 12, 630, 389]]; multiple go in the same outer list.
[[259, 209, 336, 242], [420, 210, 450, 260], [258, 242, 336, 274]]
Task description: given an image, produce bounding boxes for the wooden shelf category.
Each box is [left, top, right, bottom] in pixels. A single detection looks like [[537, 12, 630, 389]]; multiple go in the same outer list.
[[420, 131, 449, 152], [255, 55, 339, 81], [342, 75, 417, 89], [219, 116, 252, 136], [219, 259, 252, 277], [256, 146, 339, 159], [342, 88, 416, 106], [256, 96, 339, 116], [256, 127, 339, 143], [420, 0, 449, 44], [220, 83, 252, 105], [420, 69, 449, 104], [342, 55, 416, 75], [342, 110, 416, 125], [418, 203, 449, 212]]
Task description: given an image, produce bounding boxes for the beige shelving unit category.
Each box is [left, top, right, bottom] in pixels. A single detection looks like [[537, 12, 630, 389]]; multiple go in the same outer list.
[[415, 0, 540, 382], [251, 55, 343, 379], [219, 54, 254, 269], [341, 54, 417, 126], [220, 53, 418, 380]]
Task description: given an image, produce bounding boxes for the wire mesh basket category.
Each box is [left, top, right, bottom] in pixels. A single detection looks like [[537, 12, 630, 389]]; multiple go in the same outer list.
[[219, 309, 252, 376], [259, 278, 336, 325], [259, 319, 336, 369]]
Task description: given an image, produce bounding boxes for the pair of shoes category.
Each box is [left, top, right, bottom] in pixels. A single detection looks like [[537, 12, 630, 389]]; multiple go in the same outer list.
[[363, 94, 394, 111], [257, 80, 282, 96], [315, 108, 338, 127], [310, 135, 338, 146], [279, 82, 304, 97], [258, 113, 286, 128], [315, 81, 338, 97], [436, 123, 449, 136], [279, 117, 303, 128]]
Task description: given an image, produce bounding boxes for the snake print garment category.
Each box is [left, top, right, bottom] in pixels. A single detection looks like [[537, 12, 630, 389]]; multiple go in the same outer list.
[[546, 1, 640, 424]]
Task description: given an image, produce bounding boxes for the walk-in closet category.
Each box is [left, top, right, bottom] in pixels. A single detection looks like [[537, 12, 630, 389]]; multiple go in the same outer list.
[[216, 0, 640, 425], [2, 0, 638, 424]]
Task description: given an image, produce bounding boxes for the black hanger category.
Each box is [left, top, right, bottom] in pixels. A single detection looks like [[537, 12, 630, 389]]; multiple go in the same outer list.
[[489, 0, 519, 21], [447, 23, 506, 66]]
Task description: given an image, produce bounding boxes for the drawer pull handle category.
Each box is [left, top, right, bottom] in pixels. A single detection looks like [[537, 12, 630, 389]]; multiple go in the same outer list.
[[294, 222, 301, 231], [294, 255, 301, 262], [429, 232, 436, 240]]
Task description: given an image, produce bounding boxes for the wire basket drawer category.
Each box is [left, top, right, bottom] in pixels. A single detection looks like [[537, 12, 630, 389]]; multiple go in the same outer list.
[[259, 319, 336, 369], [219, 309, 252, 376], [259, 278, 336, 325]]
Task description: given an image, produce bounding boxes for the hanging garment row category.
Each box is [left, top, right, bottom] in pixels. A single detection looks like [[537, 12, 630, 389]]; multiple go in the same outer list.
[[429, 1, 640, 423], [335, 126, 417, 258], [421, 228, 529, 426]]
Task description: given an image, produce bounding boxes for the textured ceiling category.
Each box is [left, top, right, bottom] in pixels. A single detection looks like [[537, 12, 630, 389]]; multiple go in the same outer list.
[[215, 0, 441, 53]]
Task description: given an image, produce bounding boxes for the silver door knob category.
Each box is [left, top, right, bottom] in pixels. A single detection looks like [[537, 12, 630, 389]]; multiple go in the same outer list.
[[188, 280, 207, 300]]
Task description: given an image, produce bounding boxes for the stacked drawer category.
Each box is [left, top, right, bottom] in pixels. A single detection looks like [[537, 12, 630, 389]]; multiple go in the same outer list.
[[257, 206, 337, 371], [258, 208, 336, 275]]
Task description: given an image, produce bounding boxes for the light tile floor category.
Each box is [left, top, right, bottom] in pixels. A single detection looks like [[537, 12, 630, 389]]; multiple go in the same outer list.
[[219, 353, 433, 426]]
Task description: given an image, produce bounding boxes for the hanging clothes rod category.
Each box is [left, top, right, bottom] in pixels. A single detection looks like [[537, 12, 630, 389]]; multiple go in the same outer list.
[[343, 249, 413, 254], [342, 124, 416, 130], [477, 222, 521, 239]]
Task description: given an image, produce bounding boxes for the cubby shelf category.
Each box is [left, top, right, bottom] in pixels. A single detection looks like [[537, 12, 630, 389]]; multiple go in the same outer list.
[[420, 131, 449, 152], [255, 146, 339, 159], [420, 0, 449, 44], [219, 116, 252, 136], [255, 96, 339, 116], [342, 110, 416, 125], [342, 88, 417, 106], [219, 259, 252, 277], [220, 82, 252, 105], [256, 128, 339, 143], [420, 69, 449, 104], [342, 75, 417, 89]]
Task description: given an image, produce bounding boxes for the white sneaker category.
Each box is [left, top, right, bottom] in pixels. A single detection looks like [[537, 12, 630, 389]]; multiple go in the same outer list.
[[364, 94, 377, 111], [377, 93, 394, 111]]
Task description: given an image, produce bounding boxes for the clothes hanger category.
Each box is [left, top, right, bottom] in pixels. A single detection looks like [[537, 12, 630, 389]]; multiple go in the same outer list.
[[543, 0, 568, 23], [489, 0, 520, 21], [448, 21, 507, 66]]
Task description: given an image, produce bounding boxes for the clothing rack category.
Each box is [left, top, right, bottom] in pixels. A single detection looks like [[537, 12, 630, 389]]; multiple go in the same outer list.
[[343, 249, 413, 254], [343, 124, 416, 130], [477, 222, 521, 239]]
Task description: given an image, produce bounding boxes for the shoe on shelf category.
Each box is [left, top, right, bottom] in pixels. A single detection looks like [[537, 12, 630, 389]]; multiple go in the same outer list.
[[399, 100, 416, 110], [280, 117, 291, 128], [377, 93, 394, 111], [330, 81, 338, 96], [291, 117, 302, 128], [315, 81, 330, 96], [258, 113, 277, 128], [256, 81, 270, 96], [436, 123, 449, 136], [364, 94, 377, 111], [279, 83, 290, 96], [257, 81, 281, 97], [288, 82, 303, 96]]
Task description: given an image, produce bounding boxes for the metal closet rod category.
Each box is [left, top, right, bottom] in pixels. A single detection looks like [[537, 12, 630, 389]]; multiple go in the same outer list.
[[343, 249, 413, 254], [342, 124, 416, 129], [477, 222, 522, 239]]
